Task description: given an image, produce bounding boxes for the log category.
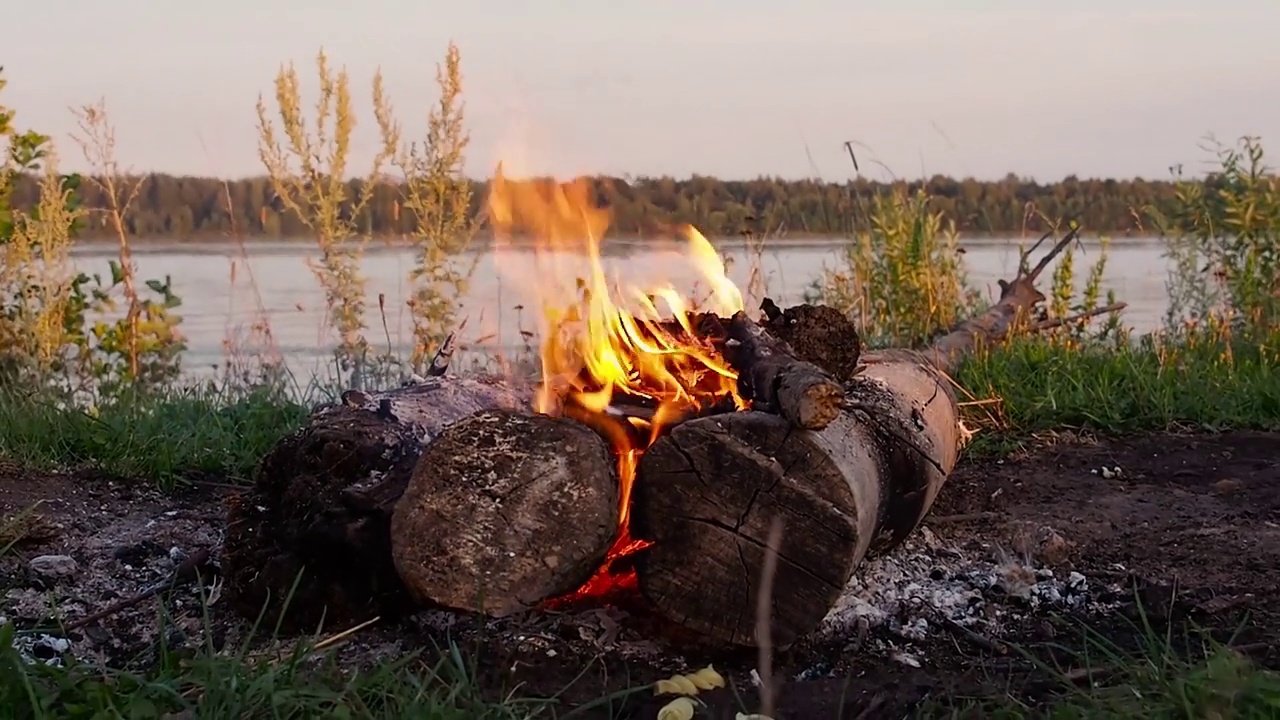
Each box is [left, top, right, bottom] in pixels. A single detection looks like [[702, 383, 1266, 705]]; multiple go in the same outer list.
[[632, 358, 956, 647], [222, 374, 532, 633], [390, 408, 619, 616], [631, 228, 1128, 648], [723, 310, 845, 430]]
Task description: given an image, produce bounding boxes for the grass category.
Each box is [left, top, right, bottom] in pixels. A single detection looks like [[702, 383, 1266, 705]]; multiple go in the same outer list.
[[0, 385, 311, 486], [954, 324, 1280, 456], [0, 623, 560, 719]]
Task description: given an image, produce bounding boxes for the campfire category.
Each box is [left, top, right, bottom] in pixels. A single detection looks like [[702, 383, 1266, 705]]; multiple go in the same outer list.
[[222, 169, 1108, 649], [484, 169, 754, 602]]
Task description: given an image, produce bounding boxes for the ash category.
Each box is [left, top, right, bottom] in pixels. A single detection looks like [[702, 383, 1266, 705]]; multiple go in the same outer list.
[[818, 524, 1120, 652]]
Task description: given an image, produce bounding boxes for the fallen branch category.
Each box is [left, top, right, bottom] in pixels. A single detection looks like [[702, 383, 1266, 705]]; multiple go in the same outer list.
[[1028, 302, 1126, 333]]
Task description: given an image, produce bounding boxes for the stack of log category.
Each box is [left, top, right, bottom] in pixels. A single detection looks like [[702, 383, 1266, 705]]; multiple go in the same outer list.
[[221, 229, 1123, 647]]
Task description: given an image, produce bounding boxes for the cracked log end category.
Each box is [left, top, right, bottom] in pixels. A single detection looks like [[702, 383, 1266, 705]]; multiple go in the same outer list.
[[631, 411, 873, 647], [390, 408, 620, 617]]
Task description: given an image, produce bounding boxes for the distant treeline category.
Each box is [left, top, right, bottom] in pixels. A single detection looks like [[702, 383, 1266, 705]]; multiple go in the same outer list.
[[11, 172, 1187, 240]]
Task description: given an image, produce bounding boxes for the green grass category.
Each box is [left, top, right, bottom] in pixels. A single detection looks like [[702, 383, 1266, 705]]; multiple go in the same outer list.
[[0, 384, 311, 485], [0, 624, 560, 719], [953, 326, 1280, 455], [2, 325, 1277, 484]]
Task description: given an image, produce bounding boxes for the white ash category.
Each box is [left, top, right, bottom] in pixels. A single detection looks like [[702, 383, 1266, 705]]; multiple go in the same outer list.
[[0, 491, 225, 669], [818, 525, 1111, 648]]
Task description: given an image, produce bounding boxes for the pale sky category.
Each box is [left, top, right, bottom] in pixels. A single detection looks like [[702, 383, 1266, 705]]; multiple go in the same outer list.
[[5, 1, 1278, 182]]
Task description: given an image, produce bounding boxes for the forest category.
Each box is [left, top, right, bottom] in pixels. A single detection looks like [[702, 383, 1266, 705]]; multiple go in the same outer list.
[[8, 170, 1187, 241]]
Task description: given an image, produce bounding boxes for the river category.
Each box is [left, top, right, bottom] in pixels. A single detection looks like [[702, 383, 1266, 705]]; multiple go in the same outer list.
[[67, 236, 1175, 381]]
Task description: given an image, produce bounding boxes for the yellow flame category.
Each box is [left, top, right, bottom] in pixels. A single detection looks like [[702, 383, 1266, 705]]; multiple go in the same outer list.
[[486, 168, 745, 425]]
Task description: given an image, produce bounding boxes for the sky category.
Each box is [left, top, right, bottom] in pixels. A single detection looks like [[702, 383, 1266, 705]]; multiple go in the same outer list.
[[5, 0, 1278, 182]]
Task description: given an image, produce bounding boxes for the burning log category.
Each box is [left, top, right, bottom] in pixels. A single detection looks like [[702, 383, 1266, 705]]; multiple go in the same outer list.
[[389, 408, 619, 616], [631, 360, 956, 647], [630, 228, 1124, 648], [221, 375, 532, 632], [722, 310, 846, 430]]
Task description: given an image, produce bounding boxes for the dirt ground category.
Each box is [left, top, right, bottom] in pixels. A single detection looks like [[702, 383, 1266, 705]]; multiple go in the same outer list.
[[2, 429, 1278, 718]]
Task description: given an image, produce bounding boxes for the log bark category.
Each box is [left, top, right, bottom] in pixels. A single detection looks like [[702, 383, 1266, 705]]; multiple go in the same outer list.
[[723, 310, 845, 430], [390, 408, 619, 616], [222, 374, 532, 633], [631, 228, 1126, 648]]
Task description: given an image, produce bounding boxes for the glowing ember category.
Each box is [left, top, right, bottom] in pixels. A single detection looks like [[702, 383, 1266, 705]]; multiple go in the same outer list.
[[486, 168, 748, 600]]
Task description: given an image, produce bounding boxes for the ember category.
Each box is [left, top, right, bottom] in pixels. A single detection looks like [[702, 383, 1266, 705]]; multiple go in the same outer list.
[[485, 168, 749, 601]]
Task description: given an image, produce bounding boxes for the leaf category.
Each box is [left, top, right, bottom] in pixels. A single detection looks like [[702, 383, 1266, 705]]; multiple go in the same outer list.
[[689, 665, 725, 690], [654, 674, 699, 696], [656, 697, 696, 720]]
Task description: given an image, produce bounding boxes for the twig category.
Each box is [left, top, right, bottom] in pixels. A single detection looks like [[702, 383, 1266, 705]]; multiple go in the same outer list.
[[63, 548, 212, 632], [311, 615, 381, 653], [852, 693, 887, 720], [755, 517, 784, 719], [426, 316, 467, 377], [1028, 302, 1127, 332], [933, 610, 1008, 655], [1023, 226, 1081, 283], [925, 511, 1001, 526]]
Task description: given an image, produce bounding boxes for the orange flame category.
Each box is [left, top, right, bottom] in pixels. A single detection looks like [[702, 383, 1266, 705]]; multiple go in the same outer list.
[[486, 168, 747, 599]]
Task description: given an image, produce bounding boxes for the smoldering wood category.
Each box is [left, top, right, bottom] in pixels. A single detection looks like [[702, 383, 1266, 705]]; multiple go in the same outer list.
[[390, 408, 620, 616], [723, 310, 845, 430], [759, 299, 863, 381], [222, 374, 533, 633]]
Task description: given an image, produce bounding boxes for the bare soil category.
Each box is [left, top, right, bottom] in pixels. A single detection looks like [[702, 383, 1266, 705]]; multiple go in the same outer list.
[[2, 429, 1278, 718]]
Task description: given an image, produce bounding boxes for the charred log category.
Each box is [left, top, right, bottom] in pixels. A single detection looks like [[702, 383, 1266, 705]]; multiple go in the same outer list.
[[222, 375, 531, 633], [723, 311, 845, 430], [390, 409, 619, 616], [759, 300, 862, 381], [632, 359, 956, 648]]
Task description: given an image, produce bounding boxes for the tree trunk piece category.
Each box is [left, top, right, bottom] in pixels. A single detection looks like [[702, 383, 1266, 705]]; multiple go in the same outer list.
[[222, 375, 532, 633], [390, 408, 619, 616], [632, 358, 957, 648]]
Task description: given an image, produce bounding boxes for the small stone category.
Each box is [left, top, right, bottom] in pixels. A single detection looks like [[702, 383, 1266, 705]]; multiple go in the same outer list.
[[1213, 478, 1245, 494], [28, 555, 79, 584], [1035, 526, 1073, 565]]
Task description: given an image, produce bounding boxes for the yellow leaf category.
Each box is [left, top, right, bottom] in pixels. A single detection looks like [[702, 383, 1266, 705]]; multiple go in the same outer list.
[[689, 666, 725, 690], [654, 674, 699, 696], [657, 696, 696, 720]]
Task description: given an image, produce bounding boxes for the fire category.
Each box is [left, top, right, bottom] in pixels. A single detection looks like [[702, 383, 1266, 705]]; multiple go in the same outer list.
[[486, 168, 748, 599]]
